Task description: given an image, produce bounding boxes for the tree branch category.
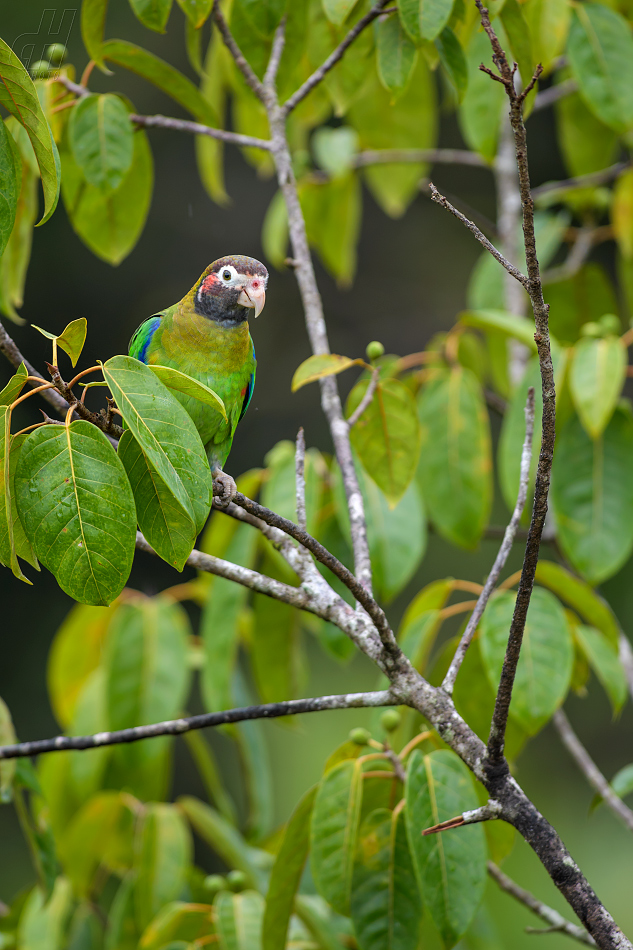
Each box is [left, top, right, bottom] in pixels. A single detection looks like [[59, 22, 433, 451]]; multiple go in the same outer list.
[[211, 1, 266, 102], [347, 368, 379, 428], [130, 114, 272, 151], [422, 800, 502, 835], [532, 78, 578, 113], [353, 148, 486, 169], [488, 862, 596, 946], [281, 0, 392, 116], [295, 426, 307, 532], [263, 15, 286, 89], [0, 690, 397, 760], [442, 387, 535, 694], [542, 225, 594, 285], [532, 162, 629, 200], [553, 709, 633, 834]]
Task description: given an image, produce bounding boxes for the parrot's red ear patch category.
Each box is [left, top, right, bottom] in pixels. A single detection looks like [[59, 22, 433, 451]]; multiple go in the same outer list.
[[200, 274, 220, 294]]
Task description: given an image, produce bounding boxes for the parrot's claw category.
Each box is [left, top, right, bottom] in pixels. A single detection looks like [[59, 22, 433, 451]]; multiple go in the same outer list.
[[212, 469, 237, 509]]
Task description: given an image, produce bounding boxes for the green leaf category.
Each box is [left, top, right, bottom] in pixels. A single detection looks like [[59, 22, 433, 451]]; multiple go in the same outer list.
[[18, 878, 73, 950], [61, 118, 153, 265], [459, 309, 537, 351], [103, 355, 213, 531], [347, 377, 421, 507], [134, 803, 193, 930], [417, 366, 492, 548], [458, 27, 505, 163], [292, 353, 363, 391], [544, 263, 618, 345], [32, 317, 88, 367], [0, 696, 16, 801], [499, 0, 535, 91], [310, 758, 363, 916], [573, 623, 627, 713], [376, 15, 418, 98], [351, 807, 421, 950], [262, 190, 289, 270], [435, 27, 468, 102], [251, 593, 300, 705], [405, 750, 486, 946], [300, 173, 362, 286], [196, 31, 230, 206], [322, 0, 361, 27], [68, 94, 134, 192], [555, 88, 618, 178], [313, 127, 359, 179], [15, 421, 136, 604], [552, 406, 633, 584], [523, 0, 571, 74], [0, 38, 60, 225], [59, 791, 135, 895], [176, 0, 213, 28], [262, 440, 324, 536], [178, 796, 265, 891], [567, 3, 633, 133], [81, 0, 110, 71], [150, 365, 227, 421], [47, 602, 111, 728], [399, 0, 455, 42], [0, 118, 19, 259], [102, 40, 218, 126], [569, 335, 626, 438], [140, 902, 214, 949], [129, 0, 173, 32], [215, 891, 265, 950], [0, 141, 38, 323], [479, 587, 574, 734], [183, 730, 238, 825], [534, 560, 620, 651], [263, 786, 317, 950], [591, 764, 633, 813], [613, 168, 633, 260], [0, 418, 37, 582], [104, 597, 192, 800]]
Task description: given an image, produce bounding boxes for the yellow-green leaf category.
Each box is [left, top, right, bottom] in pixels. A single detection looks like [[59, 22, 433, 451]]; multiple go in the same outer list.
[[569, 335, 626, 438], [291, 353, 363, 392], [150, 364, 227, 421]]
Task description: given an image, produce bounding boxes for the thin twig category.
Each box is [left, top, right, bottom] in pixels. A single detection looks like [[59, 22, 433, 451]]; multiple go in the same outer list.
[[532, 78, 578, 113], [488, 862, 595, 946], [0, 690, 397, 760], [553, 709, 633, 834], [353, 148, 486, 169], [347, 368, 379, 428], [211, 0, 266, 101], [428, 183, 528, 287], [263, 15, 286, 89], [48, 365, 123, 439], [295, 427, 307, 532], [54, 74, 90, 98], [129, 114, 272, 151], [422, 801, 502, 836], [442, 387, 535, 694], [282, 0, 392, 115], [533, 162, 629, 200]]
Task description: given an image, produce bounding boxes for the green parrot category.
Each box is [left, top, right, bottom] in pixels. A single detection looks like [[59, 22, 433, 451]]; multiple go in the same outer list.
[[128, 255, 267, 505]]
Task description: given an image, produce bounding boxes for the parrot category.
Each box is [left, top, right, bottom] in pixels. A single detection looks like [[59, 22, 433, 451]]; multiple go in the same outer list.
[[128, 255, 268, 506]]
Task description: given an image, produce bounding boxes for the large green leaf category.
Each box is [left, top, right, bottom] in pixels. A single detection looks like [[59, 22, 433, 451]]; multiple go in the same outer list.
[[195, 30, 229, 205], [0, 38, 60, 224], [351, 807, 420, 950], [47, 602, 111, 728], [405, 750, 486, 947], [59, 791, 135, 895], [398, 0, 455, 42], [150, 365, 226, 420], [435, 27, 468, 103], [458, 28, 505, 163], [292, 354, 363, 392], [569, 336, 626, 438], [552, 407, 633, 584], [129, 0, 173, 32], [14, 421, 136, 605], [555, 89, 618, 178], [567, 3, 633, 132], [81, 0, 110, 70], [103, 355, 213, 531], [0, 118, 19, 258], [500, 0, 535, 91], [376, 15, 417, 98], [68, 94, 134, 192], [215, 890, 265, 950], [104, 596, 192, 800], [251, 591, 299, 705], [417, 366, 492, 548], [61, 119, 153, 265], [347, 377, 421, 507], [310, 758, 363, 916], [573, 623, 627, 714], [534, 560, 620, 650], [524, 0, 571, 73], [18, 878, 73, 950], [479, 587, 574, 734], [300, 173, 362, 286], [263, 786, 317, 950], [134, 803, 192, 930]]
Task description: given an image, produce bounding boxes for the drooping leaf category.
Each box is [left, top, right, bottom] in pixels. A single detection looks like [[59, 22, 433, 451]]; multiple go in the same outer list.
[[134, 803, 193, 930], [398, 0, 455, 42], [573, 623, 627, 714], [555, 88, 618, 179], [68, 94, 134, 192], [569, 336, 626, 438], [176, 0, 213, 28], [263, 786, 317, 950], [351, 807, 421, 950], [139, 902, 214, 949], [458, 27, 505, 163], [417, 366, 492, 547], [0, 118, 19, 259], [0, 140, 37, 322], [150, 365, 227, 420], [552, 407, 633, 584], [0, 696, 16, 801], [17, 878, 73, 950], [0, 38, 60, 224], [262, 190, 289, 270], [310, 758, 363, 915], [0, 419, 37, 581], [292, 354, 363, 392], [81, 0, 110, 70], [591, 764, 633, 813], [347, 377, 421, 507], [251, 592, 300, 705], [479, 587, 574, 734], [613, 169, 633, 261], [300, 173, 362, 286], [47, 601, 112, 728], [567, 3, 633, 132], [313, 127, 359, 179], [523, 0, 571, 74], [435, 27, 468, 102], [196, 30, 230, 206], [405, 750, 486, 947], [32, 317, 88, 367], [499, 0, 536, 91], [376, 15, 417, 98], [322, 0, 361, 27], [534, 560, 620, 651], [129, 0, 173, 32], [215, 890, 265, 950], [15, 421, 136, 605], [59, 790, 135, 895], [103, 355, 213, 531]]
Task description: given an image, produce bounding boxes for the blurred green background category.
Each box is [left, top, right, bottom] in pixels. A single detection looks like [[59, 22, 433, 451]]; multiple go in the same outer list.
[[1, 2, 632, 947]]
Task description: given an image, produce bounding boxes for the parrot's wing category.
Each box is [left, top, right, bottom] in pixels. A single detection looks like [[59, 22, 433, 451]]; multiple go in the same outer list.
[[238, 369, 255, 423], [128, 314, 163, 363]]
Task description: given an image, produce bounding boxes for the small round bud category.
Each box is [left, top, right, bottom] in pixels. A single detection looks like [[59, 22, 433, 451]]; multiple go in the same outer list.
[[203, 874, 225, 895], [580, 321, 602, 338], [46, 44, 66, 65], [366, 340, 385, 362], [599, 313, 621, 336], [380, 709, 401, 733], [349, 727, 371, 746], [30, 60, 50, 79], [226, 870, 248, 892]]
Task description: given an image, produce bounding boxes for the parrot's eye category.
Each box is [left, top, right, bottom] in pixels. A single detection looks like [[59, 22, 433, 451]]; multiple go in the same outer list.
[[222, 270, 232, 281]]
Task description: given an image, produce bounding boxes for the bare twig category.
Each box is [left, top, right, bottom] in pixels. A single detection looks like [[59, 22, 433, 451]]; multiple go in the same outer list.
[[442, 388, 535, 694], [263, 15, 286, 89], [533, 162, 629, 200], [211, 0, 266, 101], [48, 365, 123, 439], [488, 862, 596, 946], [295, 427, 307, 532], [428, 183, 528, 287], [130, 114, 272, 151], [532, 78, 578, 113], [281, 0, 391, 115], [353, 148, 486, 169], [0, 690, 397, 760], [347, 368, 379, 428], [422, 800, 502, 835], [553, 709, 633, 834], [54, 74, 90, 98]]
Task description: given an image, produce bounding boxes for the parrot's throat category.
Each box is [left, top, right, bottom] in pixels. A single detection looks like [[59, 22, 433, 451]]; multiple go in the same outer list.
[[194, 293, 249, 327]]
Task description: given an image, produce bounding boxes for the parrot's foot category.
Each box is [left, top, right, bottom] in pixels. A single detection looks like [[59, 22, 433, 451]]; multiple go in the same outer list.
[[212, 469, 237, 509]]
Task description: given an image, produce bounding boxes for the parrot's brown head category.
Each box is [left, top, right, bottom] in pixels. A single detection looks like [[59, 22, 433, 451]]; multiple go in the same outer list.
[[194, 255, 268, 326]]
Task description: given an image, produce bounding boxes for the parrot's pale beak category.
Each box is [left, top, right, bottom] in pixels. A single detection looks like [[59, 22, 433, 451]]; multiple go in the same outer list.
[[238, 280, 266, 318]]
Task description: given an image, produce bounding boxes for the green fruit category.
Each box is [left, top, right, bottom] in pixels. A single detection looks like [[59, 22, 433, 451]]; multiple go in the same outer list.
[[203, 874, 225, 895], [599, 314, 621, 336], [46, 44, 66, 65], [30, 60, 50, 79], [226, 870, 248, 892], [580, 322, 602, 339], [380, 709, 401, 733], [349, 727, 371, 746], [366, 340, 385, 362]]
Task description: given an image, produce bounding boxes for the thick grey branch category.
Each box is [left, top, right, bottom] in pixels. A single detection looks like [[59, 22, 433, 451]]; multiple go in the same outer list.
[[442, 387, 535, 694], [130, 114, 272, 151], [553, 709, 633, 833], [0, 691, 397, 760], [488, 862, 596, 946]]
